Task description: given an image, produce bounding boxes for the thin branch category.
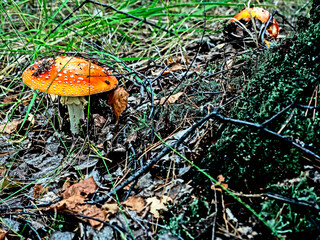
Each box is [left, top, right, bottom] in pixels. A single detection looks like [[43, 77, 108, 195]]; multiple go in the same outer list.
[[89, 108, 218, 203], [44, 0, 88, 41], [262, 75, 320, 126], [213, 111, 320, 161], [45, 0, 174, 42], [87, 0, 175, 35], [265, 192, 320, 211], [91, 104, 320, 203]]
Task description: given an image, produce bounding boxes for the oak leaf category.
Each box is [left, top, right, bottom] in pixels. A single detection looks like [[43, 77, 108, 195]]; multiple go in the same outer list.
[[123, 195, 145, 212], [50, 177, 106, 229], [146, 196, 172, 218], [107, 87, 129, 123], [102, 203, 119, 220]]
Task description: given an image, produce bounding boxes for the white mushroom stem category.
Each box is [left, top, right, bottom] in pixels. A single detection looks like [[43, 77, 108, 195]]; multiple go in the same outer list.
[[60, 96, 88, 134]]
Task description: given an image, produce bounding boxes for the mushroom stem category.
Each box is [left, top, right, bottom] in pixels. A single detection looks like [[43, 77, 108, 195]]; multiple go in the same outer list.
[[61, 96, 88, 134]]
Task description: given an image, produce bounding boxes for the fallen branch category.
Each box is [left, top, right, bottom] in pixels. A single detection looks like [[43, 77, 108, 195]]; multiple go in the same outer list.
[[92, 102, 320, 203]]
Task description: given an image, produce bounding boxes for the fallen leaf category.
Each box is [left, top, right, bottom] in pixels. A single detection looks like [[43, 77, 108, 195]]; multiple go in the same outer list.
[[125, 131, 137, 144], [101, 203, 119, 221], [62, 177, 71, 192], [146, 196, 172, 218], [211, 174, 228, 191], [0, 228, 7, 240], [123, 195, 145, 212], [3, 94, 17, 103], [0, 177, 22, 191], [0, 167, 6, 177], [0, 120, 22, 134], [61, 176, 97, 199], [152, 62, 186, 76], [93, 114, 107, 128], [216, 43, 227, 49], [33, 184, 49, 199], [217, 174, 225, 183], [102, 203, 119, 215], [107, 87, 129, 123], [155, 92, 184, 105], [49, 177, 106, 229], [27, 113, 35, 126], [165, 57, 175, 65]]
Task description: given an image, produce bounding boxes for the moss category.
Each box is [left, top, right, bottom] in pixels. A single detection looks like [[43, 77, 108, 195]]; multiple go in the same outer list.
[[202, 2, 320, 190]]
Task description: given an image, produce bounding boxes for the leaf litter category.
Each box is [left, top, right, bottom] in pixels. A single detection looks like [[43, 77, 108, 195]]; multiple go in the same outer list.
[[48, 177, 106, 229], [0, 2, 314, 239]]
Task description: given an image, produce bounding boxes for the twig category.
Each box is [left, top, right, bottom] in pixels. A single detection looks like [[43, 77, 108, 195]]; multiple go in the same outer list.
[[232, 191, 320, 212], [91, 97, 320, 204], [213, 111, 320, 161], [87, 0, 175, 35], [45, 0, 174, 41], [44, 0, 88, 41], [275, 10, 296, 31], [262, 75, 320, 126], [265, 192, 320, 211], [211, 183, 218, 240], [158, 3, 207, 107], [89, 108, 218, 203]]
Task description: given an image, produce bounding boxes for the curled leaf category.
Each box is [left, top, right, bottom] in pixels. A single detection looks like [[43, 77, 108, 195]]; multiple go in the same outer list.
[[107, 87, 129, 123]]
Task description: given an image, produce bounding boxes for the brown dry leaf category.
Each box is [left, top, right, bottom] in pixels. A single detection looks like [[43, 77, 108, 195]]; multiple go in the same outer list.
[[0, 167, 6, 177], [217, 174, 225, 183], [165, 57, 175, 65], [101, 203, 119, 221], [0, 228, 7, 240], [61, 176, 97, 199], [152, 62, 186, 76], [211, 174, 228, 191], [123, 195, 145, 212], [0, 120, 22, 134], [107, 87, 129, 123], [54, 197, 106, 229], [125, 131, 137, 144], [50, 177, 106, 229], [3, 94, 17, 103], [123, 181, 134, 191], [146, 196, 172, 218], [155, 92, 184, 105], [33, 184, 49, 199], [93, 114, 107, 128], [62, 177, 71, 192]]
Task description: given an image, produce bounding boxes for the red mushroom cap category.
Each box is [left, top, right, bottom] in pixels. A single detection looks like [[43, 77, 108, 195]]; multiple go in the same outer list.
[[230, 7, 279, 38], [22, 56, 118, 96]]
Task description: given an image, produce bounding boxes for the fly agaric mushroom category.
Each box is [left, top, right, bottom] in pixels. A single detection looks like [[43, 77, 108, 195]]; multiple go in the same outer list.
[[230, 7, 279, 38], [22, 56, 118, 134]]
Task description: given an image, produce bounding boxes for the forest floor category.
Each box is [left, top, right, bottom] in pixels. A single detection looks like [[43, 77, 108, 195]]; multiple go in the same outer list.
[[0, 1, 319, 239]]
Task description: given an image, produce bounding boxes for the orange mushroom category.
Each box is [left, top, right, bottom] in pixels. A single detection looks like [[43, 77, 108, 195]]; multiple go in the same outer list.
[[22, 56, 118, 134], [230, 7, 279, 38]]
